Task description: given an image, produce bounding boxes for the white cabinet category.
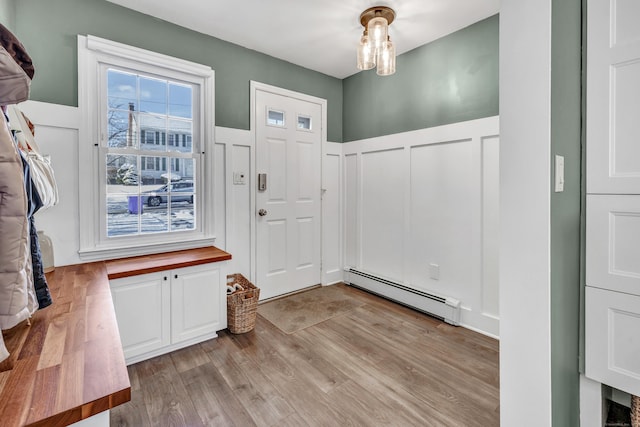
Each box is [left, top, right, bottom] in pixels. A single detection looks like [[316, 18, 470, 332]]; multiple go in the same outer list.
[[586, 287, 640, 397], [171, 263, 225, 343], [110, 262, 227, 365], [110, 271, 170, 362], [586, 0, 640, 400]]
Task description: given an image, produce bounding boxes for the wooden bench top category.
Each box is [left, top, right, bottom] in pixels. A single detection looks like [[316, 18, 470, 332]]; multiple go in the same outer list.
[[0, 262, 130, 427], [105, 246, 232, 279], [0, 246, 231, 426]]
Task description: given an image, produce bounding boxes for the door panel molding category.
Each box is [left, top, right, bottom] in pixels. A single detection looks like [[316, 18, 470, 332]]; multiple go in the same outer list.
[[250, 81, 327, 298]]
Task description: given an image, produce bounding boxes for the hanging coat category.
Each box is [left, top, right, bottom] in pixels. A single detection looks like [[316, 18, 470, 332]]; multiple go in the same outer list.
[[0, 39, 37, 362], [0, 111, 37, 362]]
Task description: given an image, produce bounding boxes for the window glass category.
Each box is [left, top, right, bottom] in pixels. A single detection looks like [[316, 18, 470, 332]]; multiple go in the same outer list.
[[169, 83, 192, 119], [297, 115, 312, 130], [139, 76, 167, 115], [267, 109, 285, 126], [168, 119, 192, 153], [105, 67, 197, 238]]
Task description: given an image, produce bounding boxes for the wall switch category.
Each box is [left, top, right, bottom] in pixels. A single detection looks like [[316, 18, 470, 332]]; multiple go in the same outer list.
[[233, 172, 246, 185], [429, 263, 440, 280], [554, 155, 564, 192]]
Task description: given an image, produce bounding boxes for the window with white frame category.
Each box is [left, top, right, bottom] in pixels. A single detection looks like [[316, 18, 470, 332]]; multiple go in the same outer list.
[[78, 35, 215, 259]]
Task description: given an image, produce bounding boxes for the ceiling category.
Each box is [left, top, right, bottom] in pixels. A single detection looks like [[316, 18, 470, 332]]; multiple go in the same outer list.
[[105, 0, 499, 79]]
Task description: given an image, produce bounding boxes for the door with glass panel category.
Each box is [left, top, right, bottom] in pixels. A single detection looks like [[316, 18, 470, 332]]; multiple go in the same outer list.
[[255, 87, 322, 300]]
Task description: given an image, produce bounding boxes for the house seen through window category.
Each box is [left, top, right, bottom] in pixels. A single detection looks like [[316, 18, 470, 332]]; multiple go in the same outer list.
[[105, 69, 198, 237]]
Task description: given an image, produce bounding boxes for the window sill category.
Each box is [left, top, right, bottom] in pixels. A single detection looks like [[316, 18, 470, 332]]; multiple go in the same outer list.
[[78, 237, 217, 262]]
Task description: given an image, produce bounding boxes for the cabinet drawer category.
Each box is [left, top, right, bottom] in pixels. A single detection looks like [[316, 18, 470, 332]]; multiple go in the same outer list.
[[586, 286, 640, 396]]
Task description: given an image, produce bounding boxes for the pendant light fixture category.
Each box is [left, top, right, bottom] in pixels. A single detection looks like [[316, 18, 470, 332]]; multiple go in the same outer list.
[[356, 6, 396, 76]]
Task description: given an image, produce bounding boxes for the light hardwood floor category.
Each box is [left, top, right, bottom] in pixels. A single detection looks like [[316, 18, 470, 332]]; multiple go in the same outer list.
[[111, 283, 499, 426]]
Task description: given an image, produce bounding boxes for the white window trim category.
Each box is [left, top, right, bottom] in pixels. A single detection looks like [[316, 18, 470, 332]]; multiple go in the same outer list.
[[78, 35, 216, 261]]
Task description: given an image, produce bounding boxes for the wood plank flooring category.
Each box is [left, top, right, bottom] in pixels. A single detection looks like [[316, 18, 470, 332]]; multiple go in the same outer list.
[[111, 283, 499, 427]]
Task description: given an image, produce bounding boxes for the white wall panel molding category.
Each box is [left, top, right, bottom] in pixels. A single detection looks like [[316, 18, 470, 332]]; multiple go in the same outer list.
[[342, 116, 499, 337], [322, 141, 343, 285], [20, 101, 82, 267], [214, 127, 252, 279]]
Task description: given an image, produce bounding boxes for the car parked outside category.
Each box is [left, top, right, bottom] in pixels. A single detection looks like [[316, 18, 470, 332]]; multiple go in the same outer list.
[[143, 180, 194, 207]]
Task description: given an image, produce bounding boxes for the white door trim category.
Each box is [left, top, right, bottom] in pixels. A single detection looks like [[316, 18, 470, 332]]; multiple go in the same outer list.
[[249, 81, 328, 286]]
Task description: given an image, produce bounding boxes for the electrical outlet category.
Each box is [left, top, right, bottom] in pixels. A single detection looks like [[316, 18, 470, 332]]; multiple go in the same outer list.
[[429, 263, 440, 280]]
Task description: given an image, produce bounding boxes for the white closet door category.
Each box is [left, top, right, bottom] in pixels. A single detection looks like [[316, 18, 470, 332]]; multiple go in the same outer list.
[[586, 286, 640, 396], [586, 195, 640, 296], [587, 0, 640, 194]]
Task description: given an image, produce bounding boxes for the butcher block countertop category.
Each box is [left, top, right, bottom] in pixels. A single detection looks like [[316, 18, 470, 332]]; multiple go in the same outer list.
[[104, 246, 232, 279], [0, 246, 231, 426], [0, 262, 130, 426]]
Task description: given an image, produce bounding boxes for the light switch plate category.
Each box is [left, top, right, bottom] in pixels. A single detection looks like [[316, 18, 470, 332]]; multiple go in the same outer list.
[[555, 155, 564, 192], [233, 172, 246, 185]]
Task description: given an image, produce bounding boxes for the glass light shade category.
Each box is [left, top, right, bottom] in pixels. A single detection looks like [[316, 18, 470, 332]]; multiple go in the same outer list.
[[367, 17, 388, 50], [356, 34, 376, 70], [377, 39, 396, 76]]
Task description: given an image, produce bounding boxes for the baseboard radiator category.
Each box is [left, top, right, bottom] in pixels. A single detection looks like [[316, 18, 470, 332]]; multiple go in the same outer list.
[[344, 268, 461, 326]]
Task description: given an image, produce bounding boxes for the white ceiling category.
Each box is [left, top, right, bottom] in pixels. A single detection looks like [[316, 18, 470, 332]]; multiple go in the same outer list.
[[105, 0, 499, 79]]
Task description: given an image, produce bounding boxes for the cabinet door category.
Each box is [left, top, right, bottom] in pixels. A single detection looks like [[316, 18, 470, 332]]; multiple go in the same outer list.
[[586, 286, 640, 396], [587, 195, 640, 295], [171, 263, 225, 343], [110, 272, 170, 361], [587, 0, 640, 193]]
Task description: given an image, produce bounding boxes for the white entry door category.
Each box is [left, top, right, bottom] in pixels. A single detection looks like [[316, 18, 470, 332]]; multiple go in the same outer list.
[[255, 86, 323, 300]]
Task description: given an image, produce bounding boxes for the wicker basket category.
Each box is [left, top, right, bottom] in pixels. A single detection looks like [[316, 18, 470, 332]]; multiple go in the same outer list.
[[226, 274, 260, 334], [632, 394, 640, 427]]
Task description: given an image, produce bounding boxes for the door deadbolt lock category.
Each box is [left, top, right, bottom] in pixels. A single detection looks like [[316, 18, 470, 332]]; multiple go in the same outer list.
[[258, 209, 267, 216], [258, 173, 267, 191]]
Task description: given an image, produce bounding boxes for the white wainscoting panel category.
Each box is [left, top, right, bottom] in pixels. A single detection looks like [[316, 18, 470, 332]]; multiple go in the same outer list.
[[343, 116, 499, 337], [344, 153, 358, 269], [21, 101, 82, 266], [216, 126, 252, 279], [361, 148, 405, 282], [408, 139, 476, 305], [587, 194, 640, 296], [482, 136, 500, 318], [322, 142, 343, 285]]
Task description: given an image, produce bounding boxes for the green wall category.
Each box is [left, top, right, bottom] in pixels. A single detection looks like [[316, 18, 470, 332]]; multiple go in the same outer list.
[[550, 0, 582, 425], [0, 0, 15, 30], [342, 15, 499, 142], [12, 0, 343, 142], [12, 0, 499, 144]]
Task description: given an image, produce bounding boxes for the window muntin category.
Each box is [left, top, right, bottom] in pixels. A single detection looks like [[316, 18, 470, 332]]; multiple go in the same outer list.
[[104, 68, 198, 238]]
